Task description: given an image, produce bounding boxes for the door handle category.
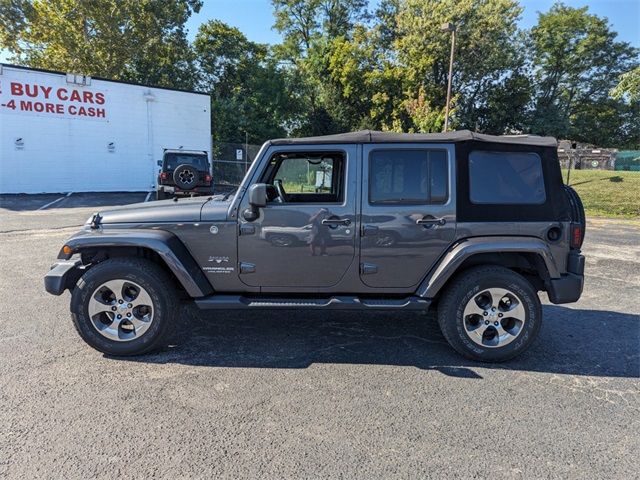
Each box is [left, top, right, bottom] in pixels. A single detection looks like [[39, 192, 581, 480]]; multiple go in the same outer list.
[[322, 218, 351, 227], [416, 217, 446, 227]]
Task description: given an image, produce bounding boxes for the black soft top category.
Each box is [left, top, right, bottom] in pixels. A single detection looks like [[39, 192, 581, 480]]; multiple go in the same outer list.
[[271, 129, 557, 147]]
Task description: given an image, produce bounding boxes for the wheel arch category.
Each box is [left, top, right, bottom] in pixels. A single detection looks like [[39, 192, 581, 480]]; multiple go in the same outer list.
[[417, 236, 560, 299], [58, 229, 213, 297]]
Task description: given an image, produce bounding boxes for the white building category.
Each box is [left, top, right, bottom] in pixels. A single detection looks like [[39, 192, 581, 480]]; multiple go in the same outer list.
[[0, 64, 211, 193]]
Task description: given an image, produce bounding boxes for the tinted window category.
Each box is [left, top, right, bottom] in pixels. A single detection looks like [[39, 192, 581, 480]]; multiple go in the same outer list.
[[469, 151, 545, 204], [369, 149, 448, 204], [164, 153, 208, 170]]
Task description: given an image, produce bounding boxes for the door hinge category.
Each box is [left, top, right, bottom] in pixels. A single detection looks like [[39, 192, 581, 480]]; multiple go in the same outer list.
[[360, 263, 378, 275], [239, 262, 256, 274]]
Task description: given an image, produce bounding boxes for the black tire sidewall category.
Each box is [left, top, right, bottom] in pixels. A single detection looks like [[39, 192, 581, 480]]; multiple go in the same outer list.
[[71, 259, 174, 356], [173, 164, 197, 190], [439, 267, 542, 362]]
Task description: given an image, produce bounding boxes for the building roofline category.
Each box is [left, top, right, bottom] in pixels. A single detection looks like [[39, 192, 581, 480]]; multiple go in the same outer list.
[[1, 63, 210, 96]]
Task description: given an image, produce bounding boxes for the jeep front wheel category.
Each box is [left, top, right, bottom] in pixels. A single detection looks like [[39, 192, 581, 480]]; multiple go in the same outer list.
[[437, 266, 542, 362], [70, 258, 177, 356]]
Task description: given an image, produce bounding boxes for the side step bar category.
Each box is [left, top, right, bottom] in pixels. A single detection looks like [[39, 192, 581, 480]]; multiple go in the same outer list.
[[195, 295, 430, 311]]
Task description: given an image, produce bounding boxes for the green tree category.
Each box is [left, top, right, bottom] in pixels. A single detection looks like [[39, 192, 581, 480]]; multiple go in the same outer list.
[[271, 0, 368, 135], [611, 67, 640, 103], [528, 3, 638, 145], [392, 0, 527, 133], [194, 20, 295, 144], [0, 0, 201, 89]]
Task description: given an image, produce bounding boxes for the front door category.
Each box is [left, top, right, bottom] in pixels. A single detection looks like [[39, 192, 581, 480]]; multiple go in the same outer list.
[[238, 145, 357, 288], [360, 144, 457, 288]]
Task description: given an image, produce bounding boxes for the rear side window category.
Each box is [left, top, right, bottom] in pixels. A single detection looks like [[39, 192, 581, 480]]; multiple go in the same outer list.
[[469, 151, 546, 204], [369, 149, 448, 204]]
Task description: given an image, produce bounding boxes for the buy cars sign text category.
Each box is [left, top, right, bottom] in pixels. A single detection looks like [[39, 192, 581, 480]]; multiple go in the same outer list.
[[0, 81, 108, 120]]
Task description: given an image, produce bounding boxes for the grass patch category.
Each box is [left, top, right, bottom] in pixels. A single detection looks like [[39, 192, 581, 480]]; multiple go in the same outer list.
[[563, 169, 640, 219]]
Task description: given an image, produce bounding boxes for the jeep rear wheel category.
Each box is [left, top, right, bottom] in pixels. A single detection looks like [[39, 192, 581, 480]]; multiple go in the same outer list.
[[437, 266, 542, 362], [70, 258, 177, 356]]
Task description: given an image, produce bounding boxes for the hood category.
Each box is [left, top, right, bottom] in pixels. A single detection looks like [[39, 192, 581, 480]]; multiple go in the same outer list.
[[96, 196, 230, 224]]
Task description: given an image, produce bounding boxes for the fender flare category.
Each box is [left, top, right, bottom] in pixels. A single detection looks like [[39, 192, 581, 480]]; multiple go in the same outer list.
[[416, 236, 560, 299], [59, 228, 213, 297]]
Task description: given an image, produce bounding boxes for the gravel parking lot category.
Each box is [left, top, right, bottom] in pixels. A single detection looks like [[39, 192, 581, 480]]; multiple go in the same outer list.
[[1, 193, 638, 479]]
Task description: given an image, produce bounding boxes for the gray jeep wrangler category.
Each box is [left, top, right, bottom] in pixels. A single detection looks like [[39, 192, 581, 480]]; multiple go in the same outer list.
[[45, 130, 585, 362]]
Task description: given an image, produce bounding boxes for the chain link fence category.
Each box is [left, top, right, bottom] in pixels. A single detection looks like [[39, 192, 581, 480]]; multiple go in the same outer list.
[[615, 151, 640, 171], [211, 141, 262, 192]]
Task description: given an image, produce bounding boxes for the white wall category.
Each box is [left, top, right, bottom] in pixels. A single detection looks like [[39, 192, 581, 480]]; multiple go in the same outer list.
[[0, 65, 211, 193]]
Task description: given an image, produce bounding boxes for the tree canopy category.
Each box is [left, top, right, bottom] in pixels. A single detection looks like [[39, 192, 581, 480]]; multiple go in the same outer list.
[[2, 0, 638, 148]]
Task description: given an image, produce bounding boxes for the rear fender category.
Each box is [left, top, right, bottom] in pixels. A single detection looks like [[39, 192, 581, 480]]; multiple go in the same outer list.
[[58, 228, 213, 297], [417, 236, 560, 298]]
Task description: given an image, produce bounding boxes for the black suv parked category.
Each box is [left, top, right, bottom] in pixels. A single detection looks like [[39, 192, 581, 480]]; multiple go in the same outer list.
[[156, 149, 213, 199], [46, 130, 586, 362]]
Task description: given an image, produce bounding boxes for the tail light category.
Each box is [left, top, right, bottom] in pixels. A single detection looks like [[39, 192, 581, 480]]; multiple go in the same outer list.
[[160, 172, 168, 181], [204, 174, 212, 185], [570, 223, 583, 249]]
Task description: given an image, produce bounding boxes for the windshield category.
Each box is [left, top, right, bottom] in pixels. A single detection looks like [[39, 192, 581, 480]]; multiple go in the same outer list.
[[163, 153, 208, 170]]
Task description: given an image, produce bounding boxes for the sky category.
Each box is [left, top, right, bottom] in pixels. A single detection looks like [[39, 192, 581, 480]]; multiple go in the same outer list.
[[184, 0, 639, 46], [1, 0, 638, 64]]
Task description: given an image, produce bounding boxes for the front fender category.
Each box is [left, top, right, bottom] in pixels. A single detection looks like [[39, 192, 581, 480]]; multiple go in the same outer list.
[[416, 236, 560, 298], [57, 228, 213, 297]]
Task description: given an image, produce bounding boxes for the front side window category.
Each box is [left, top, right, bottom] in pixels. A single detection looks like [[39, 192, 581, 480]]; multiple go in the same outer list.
[[263, 152, 345, 203], [369, 149, 448, 204], [469, 151, 546, 204]]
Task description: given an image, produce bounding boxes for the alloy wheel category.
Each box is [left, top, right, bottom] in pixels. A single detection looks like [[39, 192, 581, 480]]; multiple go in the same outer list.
[[462, 288, 526, 348], [88, 279, 154, 341]]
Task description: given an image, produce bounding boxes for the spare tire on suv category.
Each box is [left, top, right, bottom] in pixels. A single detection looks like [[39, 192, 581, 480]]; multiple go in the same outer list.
[[173, 164, 198, 190]]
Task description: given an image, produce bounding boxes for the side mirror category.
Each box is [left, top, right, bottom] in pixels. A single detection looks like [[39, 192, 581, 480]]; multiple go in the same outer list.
[[157, 160, 162, 166], [244, 183, 267, 221], [248, 183, 267, 208]]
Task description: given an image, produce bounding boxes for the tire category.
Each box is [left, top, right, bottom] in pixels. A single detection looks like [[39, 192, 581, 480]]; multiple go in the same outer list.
[[563, 185, 586, 244], [70, 258, 178, 356], [173, 164, 197, 190], [437, 266, 542, 362], [156, 189, 167, 200]]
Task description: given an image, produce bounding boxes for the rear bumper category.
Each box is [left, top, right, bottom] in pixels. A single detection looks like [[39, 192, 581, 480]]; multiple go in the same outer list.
[[44, 260, 83, 295], [547, 252, 585, 304], [159, 185, 213, 196]]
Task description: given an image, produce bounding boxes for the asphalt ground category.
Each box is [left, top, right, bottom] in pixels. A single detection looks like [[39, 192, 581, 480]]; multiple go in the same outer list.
[[0, 193, 638, 479]]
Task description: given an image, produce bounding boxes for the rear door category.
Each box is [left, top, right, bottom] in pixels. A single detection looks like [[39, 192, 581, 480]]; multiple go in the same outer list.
[[359, 144, 456, 288]]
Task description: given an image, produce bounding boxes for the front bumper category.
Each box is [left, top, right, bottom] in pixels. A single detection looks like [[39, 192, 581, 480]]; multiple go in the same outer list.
[[547, 251, 585, 304], [44, 260, 83, 295]]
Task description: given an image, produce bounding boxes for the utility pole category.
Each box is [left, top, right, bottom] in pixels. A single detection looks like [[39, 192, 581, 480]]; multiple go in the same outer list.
[[441, 22, 456, 132], [244, 131, 249, 174], [567, 142, 577, 185]]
